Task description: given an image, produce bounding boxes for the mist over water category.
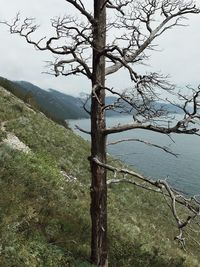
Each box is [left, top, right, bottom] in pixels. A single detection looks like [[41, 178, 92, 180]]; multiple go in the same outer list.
[[69, 116, 200, 196]]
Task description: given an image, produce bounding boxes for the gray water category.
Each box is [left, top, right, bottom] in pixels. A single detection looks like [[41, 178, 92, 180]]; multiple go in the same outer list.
[[69, 116, 200, 196]]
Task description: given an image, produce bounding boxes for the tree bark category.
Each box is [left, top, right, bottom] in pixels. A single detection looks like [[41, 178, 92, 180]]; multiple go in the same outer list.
[[90, 1, 108, 266]]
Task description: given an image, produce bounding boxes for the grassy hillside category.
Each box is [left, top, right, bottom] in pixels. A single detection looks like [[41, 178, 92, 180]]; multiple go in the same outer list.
[[0, 85, 200, 267]]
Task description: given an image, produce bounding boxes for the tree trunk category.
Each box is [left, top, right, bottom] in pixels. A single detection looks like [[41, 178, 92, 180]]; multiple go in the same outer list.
[[90, 1, 108, 266]]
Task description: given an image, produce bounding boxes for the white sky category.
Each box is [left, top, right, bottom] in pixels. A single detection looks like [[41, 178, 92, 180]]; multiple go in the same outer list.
[[0, 0, 200, 96]]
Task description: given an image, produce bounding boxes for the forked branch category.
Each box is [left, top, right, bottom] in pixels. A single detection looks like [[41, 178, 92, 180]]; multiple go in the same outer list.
[[92, 157, 200, 247], [105, 0, 200, 76], [65, 0, 95, 24]]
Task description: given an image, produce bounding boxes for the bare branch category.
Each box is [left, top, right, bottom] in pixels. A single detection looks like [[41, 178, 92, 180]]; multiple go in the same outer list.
[[92, 157, 200, 246], [104, 120, 199, 135], [75, 124, 91, 135], [107, 138, 178, 157], [1, 14, 46, 51], [1, 12, 93, 79], [105, 0, 200, 76], [53, 53, 92, 79], [66, 0, 95, 24], [79, 94, 91, 115], [105, 0, 132, 16], [107, 178, 161, 193]]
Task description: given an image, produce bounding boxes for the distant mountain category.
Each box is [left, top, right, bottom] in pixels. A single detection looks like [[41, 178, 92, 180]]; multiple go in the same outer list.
[[0, 77, 128, 122], [14, 81, 89, 120], [0, 77, 89, 125], [0, 77, 183, 126]]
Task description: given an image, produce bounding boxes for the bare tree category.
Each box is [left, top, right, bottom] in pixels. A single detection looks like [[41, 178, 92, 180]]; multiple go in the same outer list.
[[2, 1, 200, 266]]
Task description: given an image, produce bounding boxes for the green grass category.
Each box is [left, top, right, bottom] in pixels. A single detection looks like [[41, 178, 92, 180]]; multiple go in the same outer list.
[[0, 86, 200, 267]]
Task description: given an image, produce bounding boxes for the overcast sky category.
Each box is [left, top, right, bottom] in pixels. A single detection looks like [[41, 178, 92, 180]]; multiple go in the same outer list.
[[0, 0, 200, 96]]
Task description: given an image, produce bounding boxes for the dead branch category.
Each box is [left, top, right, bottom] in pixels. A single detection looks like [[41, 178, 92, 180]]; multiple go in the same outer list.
[[107, 138, 178, 157], [105, 0, 132, 16], [1, 12, 93, 79], [107, 178, 162, 193], [92, 156, 200, 247], [65, 0, 95, 24], [105, 0, 200, 76], [104, 120, 199, 135], [75, 124, 91, 135], [103, 84, 200, 136], [79, 94, 91, 115]]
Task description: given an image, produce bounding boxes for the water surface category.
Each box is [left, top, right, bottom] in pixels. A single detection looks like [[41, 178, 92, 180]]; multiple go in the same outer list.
[[69, 116, 200, 196]]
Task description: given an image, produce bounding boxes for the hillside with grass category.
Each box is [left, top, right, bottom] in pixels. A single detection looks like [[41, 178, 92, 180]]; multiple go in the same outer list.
[[0, 85, 200, 267]]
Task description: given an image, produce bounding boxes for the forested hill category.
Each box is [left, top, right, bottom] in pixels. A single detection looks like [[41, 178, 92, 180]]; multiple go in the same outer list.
[[0, 77, 182, 127], [0, 85, 200, 266], [0, 77, 89, 123], [0, 77, 123, 124]]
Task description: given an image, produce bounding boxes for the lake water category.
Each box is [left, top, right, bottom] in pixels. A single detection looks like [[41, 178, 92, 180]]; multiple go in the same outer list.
[[69, 116, 200, 196]]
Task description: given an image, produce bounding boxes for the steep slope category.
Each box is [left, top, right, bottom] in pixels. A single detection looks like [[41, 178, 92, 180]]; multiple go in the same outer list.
[[0, 86, 199, 267]]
